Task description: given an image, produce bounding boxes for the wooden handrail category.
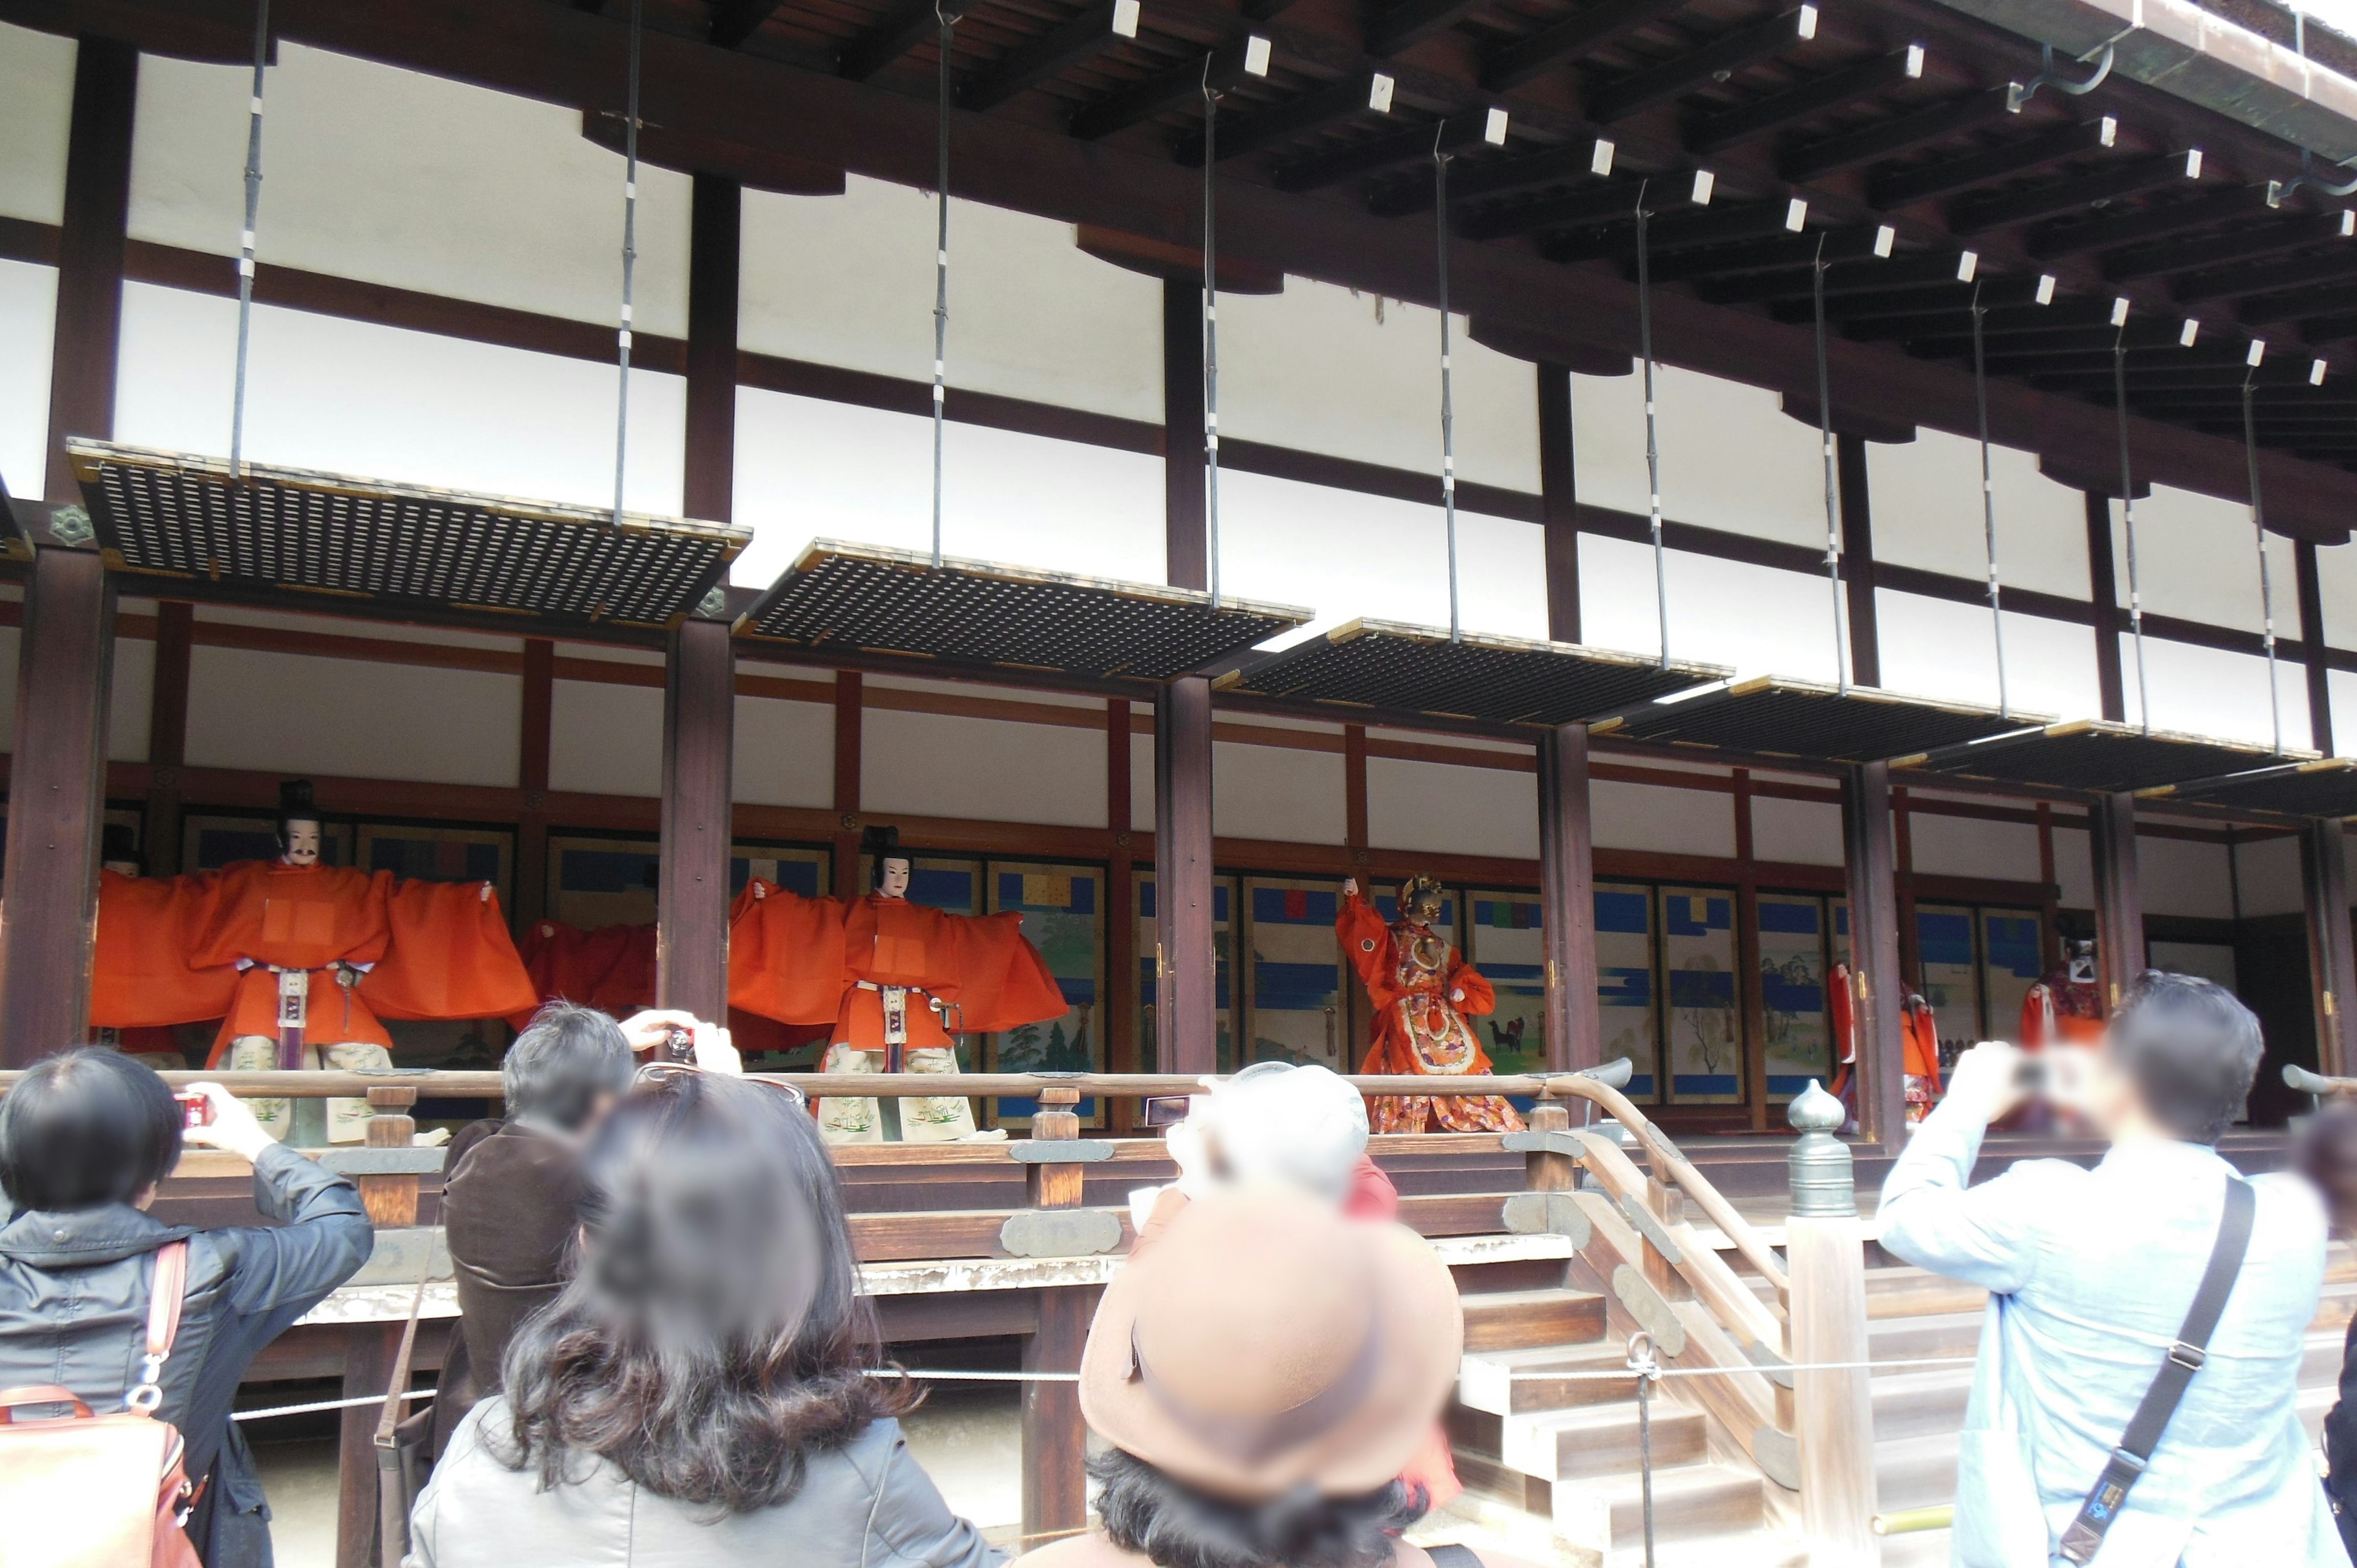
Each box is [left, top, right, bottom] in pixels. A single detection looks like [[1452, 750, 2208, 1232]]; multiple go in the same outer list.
[[2, 1069, 1578, 1099]]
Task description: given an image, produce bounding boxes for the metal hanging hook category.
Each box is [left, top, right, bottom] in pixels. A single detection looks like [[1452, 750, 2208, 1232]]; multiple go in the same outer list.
[[929, 1, 958, 567], [2267, 147, 2357, 209], [1627, 1330, 1663, 1568], [1201, 55, 1223, 611], [2113, 319, 2151, 735], [611, 0, 643, 528], [2006, 39, 2116, 112], [1810, 230, 1849, 693], [1970, 279, 2010, 717], [2243, 361, 2285, 754], [1635, 178, 1670, 671], [1435, 122, 1461, 643], [229, 0, 271, 480]]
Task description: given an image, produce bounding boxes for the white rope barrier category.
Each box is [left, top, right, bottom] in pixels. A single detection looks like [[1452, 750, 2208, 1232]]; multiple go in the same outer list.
[[232, 1388, 435, 1422]]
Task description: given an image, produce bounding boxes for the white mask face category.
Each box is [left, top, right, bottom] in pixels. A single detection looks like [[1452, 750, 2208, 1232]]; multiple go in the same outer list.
[[282, 820, 322, 867], [878, 857, 912, 898]]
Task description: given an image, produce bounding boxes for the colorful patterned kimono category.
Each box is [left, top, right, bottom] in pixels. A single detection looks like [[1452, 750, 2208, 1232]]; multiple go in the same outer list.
[[2019, 964, 2105, 1049], [1336, 890, 1523, 1135], [727, 881, 1066, 1143]]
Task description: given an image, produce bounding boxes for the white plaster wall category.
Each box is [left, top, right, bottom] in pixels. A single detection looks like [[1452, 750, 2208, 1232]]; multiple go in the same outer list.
[[193, 603, 523, 655], [551, 678, 662, 798], [730, 388, 1163, 589], [113, 284, 685, 515], [1216, 469, 1547, 642], [2335, 668, 2357, 754], [738, 177, 1161, 422], [863, 707, 1105, 828], [1131, 730, 1154, 835], [1572, 365, 1823, 549], [2110, 488, 2298, 635], [1908, 809, 2042, 883], [2317, 540, 2357, 651], [109, 636, 153, 763], [1365, 754, 1535, 859], [2138, 833, 2235, 918], [1216, 741, 1345, 846], [1750, 794, 1843, 866], [1594, 778, 1735, 858], [0, 23, 72, 226], [1873, 590, 2103, 720], [2234, 833, 2304, 918], [1579, 534, 1848, 681], [0, 260, 56, 499], [732, 694, 832, 809], [128, 44, 690, 334], [2054, 824, 2094, 909], [1865, 427, 2091, 598], [185, 645, 520, 787], [1220, 276, 1539, 493], [2118, 633, 2313, 752]]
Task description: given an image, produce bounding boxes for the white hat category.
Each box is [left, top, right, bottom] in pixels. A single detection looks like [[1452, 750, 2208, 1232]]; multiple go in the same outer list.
[[1198, 1061, 1369, 1203]]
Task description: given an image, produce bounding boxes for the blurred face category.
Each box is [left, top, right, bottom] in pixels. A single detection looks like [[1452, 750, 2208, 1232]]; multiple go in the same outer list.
[[2077, 1038, 2142, 1139], [878, 856, 911, 898], [281, 819, 322, 867]]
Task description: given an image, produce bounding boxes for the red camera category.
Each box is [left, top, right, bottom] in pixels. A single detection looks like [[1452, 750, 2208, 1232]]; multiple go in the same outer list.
[[174, 1091, 214, 1130]]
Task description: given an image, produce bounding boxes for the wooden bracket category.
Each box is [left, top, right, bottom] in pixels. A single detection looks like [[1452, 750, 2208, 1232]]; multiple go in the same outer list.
[[1617, 1192, 1684, 1265], [1751, 1424, 1802, 1490], [1609, 1263, 1687, 1357], [1010, 1141, 1116, 1163], [1500, 1190, 1592, 1244], [1500, 1129, 1586, 1157], [999, 1208, 1126, 1259], [1741, 1338, 1795, 1389]]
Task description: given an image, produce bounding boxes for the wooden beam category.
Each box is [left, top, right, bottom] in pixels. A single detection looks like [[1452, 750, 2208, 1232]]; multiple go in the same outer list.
[[2084, 490, 2127, 722], [2176, 244, 2357, 304], [1952, 151, 2203, 238], [2299, 539, 2335, 754], [1070, 37, 1263, 141], [707, 0, 780, 48], [335, 1323, 400, 1568], [961, 0, 1135, 112], [1155, 677, 1217, 1074], [657, 619, 735, 1018], [2239, 280, 2357, 326], [2104, 210, 2354, 283], [1733, 769, 1767, 1129], [2089, 791, 2145, 1010], [1176, 71, 1389, 166], [1344, 723, 1369, 852], [1019, 1094, 1094, 1540], [44, 37, 136, 501], [516, 637, 554, 928], [1273, 112, 1487, 191], [837, 0, 946, 82], [1868, 116, 2116, 211], [684, 174, 741, 525], [2026, 185, 2255, 261], [1538, 361, 1581, 641], [1373, 135, 1615, 217], [1542, 197, 1805, 264], [1366, 0, 1487, 57], [1643, 222, 1892, 283], [1538, 723, 1601, 1073], [1840, 760, 1906, 1146], [1585, 7, 1819, 126], [1779, 84, 2011, 183], [2303, 820, 2355, 1078], [144, 600, 192, 876], [1836, 433, 1879, 688], [1480, 0, 1688, 94], [0, 549, 115, 1064], [1457, 176, 1665, 242], [1687, 45, 1922, 158], [1164, 280, 1207, 589], [833, 671, 863, 892]]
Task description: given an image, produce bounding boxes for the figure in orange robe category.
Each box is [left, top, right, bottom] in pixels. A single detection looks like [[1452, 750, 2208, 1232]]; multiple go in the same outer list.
[[91, 781, 536, 1143], [516, 916, 804, 1057], [2019, 938, 2105, 1049], [91, 824, 195, 1068], [1337, 875, 1523, 1136], [1824, 963, 1943, 1122], [727, 828, 1066, 1143]]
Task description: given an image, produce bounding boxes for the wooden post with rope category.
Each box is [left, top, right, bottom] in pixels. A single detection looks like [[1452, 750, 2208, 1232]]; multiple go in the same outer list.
[[1020, 1085, 1095, 1545], [1786, 1081, 1879, 1566]]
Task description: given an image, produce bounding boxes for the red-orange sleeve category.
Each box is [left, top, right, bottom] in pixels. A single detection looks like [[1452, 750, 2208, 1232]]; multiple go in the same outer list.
[[2019, 984, 2048, 1050], [1336, 893, 1398, 1006], [1445, 949, 1495, 1017], [91, 870, 239, 1029], [726, 881, 853, 1027], [361, 879, 539, 1022], [1828, 962, 1856, 1065], [941, 911, 1067, 1033], [1904, 1004, 1943, 1089]]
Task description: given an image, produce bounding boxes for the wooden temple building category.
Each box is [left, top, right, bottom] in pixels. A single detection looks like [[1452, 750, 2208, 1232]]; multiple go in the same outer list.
[[10, 0, 2357, 1559]]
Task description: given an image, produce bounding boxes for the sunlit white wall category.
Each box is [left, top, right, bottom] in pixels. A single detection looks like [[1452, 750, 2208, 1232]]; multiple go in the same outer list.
[[0, 260, 55, 498], [2110, 487, 2299, 635], [1872, 590, 2103, 718], [0, 23, 72, 226], [1866, 427, 2091, 598], [1571, 364, 1824, 549], [2116, 633, 2313, 751], [1577, 533, 1850, 680]]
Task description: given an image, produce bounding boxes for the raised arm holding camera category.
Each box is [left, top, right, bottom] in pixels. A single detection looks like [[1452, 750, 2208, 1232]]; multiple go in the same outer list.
[[1879, 972, 2345, 1567]]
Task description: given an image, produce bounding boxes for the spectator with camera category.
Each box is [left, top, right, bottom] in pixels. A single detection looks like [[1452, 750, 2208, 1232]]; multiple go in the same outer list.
[[407, 1051, 997, 1567], [1881, 971, 2343, 1566], [0, 1049, 373, 1564]]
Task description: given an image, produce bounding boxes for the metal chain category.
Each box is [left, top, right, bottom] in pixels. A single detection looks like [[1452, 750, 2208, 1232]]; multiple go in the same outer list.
[[1202, 60, 1221, 609], [1635, 180, 1668, 670], [932, 4, 956, 567], [2244, 368, 2284, 754], [611, 0, 643, 528], [1811, 231, 1848, 692], [229, 0, 270, 479], [1436, 128, 1460, 643], [1972, 280, 2010, 717], [2114, 323, 2151, 732]]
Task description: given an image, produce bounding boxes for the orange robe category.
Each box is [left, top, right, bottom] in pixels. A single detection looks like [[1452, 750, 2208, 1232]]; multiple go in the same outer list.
[[2019, 967, 2105, 1049], [91, 862, 537, 1065], [727, 882, 1066, 1049], [517, 916, 807, 1055], [1336, 892, 1523, 1136], [1825, 964, 1941, 1103]]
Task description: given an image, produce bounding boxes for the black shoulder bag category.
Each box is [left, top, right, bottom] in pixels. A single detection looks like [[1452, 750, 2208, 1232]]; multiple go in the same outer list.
[[2057, 1175, 2256, 1566]]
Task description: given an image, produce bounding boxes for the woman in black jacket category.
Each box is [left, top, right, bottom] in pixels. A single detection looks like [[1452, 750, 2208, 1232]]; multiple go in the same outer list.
[[0, 1048, 374, 1566]]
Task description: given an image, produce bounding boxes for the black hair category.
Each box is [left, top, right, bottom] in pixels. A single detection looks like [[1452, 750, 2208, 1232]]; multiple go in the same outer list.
[[100, 823, 143, 873], [0, 1048, 184, 1213], [502, 1002, 635, 1134], [861, 824, 908, 892], [2298, 1098, 2357, 1230], [493, 1070, 914, 1513], [2107, 970, 2264, 1145], [1088, 1448, 1426, 1568], [276, 778, 321, 843]]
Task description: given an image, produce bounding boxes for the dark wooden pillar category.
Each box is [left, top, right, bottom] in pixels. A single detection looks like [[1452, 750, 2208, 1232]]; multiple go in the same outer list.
[[1, 549, 116, 1063], [2084, 492, 2127, 723], [2303, 820, 2354, 1078], [44, 39, 136, 503], [1836, 434, 1880, 689], [1162, 280, 1207, 592], [832, 671, 862, 893], [1734, 768, 1768, 1130], [1537, 361, 1581, 643], [1105, 698, 1138, 1126], [1537, 723, 1600, 1074], [1840, 760, 1906, 1145], [143, 601, 192, 876], [2297, 540, 2334, 754], [1155, 678, 1217, 1075], [2089, 792, 2145, 1010], [513, 637, 554, 928], [334, 1320, 399, 1568], [683, 174, 741, 524], [657, 620, 734, 1018]]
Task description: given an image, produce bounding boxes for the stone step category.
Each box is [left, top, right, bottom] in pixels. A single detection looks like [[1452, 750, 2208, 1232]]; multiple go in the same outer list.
[[1458, 1342, 1644, 1415], [1501, 1400, 1708, 1482], [1461, 1288, 1609, 1354], [1554, 1462, 1766, 1554], [1870, 1368, 1974, 1443], [1603, 1529, 1809, 1568], [1876, 1433, 1960, 1513], [1868, 1310, 1986, 1365]]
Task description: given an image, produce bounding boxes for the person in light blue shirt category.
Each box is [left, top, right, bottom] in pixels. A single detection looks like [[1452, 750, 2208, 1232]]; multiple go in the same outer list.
[[1880, 970, 2346, 1568]]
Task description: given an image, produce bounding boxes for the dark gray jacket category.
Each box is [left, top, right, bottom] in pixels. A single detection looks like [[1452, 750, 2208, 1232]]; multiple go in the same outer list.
[[0, 1141, 374, 1567], [409, 1397, 1004, 1568]]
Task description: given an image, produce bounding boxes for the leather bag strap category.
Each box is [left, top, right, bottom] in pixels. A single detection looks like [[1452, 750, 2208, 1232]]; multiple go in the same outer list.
[[2058, 1176, 2255, 1566], [147, 1241, 189, 1362]]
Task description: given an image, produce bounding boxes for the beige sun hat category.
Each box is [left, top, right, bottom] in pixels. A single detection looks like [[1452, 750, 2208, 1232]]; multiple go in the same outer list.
[[1078, 1186, 1463, 1500]]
